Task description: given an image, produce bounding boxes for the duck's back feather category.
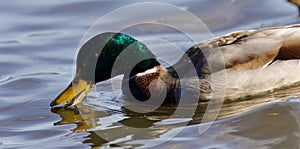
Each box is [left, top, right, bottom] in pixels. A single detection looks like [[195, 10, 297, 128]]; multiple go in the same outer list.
[[170, 24, 300, 76], [168, 24, 300, 102]]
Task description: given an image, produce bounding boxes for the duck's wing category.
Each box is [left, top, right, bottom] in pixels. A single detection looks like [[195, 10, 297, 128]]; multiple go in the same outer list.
[[169, 24, 300, 77], [168, 30, 254, 77], [273, 24, 300, 60], [219, 24, 300, 70]]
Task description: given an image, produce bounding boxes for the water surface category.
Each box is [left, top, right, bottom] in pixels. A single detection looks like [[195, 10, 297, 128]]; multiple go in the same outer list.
[[1, 0, 300, 148]]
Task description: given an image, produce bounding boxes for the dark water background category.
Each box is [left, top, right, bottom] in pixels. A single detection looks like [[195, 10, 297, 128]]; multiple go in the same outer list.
[[1, 0, 300, 148]]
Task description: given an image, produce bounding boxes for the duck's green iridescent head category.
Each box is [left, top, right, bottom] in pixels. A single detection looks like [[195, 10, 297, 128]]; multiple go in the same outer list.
[[50, 32, 160, 107]]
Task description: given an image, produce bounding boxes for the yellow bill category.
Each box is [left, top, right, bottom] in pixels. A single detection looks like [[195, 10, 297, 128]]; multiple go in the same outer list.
[[50, 79, 93, 108]]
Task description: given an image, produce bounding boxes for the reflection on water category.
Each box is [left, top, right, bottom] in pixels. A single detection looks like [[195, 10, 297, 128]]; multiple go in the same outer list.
[[1, 0, 300, 148], [52, 84, 300, 148], [157, 101, 300, 149]]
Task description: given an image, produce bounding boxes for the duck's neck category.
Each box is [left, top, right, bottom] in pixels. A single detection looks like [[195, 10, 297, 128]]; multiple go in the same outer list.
[[125, 65, 180, 104], [128, 58, 161, 78]]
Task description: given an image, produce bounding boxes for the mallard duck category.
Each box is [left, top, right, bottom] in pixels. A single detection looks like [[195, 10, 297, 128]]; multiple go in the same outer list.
[[50, 24, 300, 108]]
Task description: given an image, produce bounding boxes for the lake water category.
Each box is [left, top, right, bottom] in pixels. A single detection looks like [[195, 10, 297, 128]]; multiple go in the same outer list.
[[1, 0, 300, 148]]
